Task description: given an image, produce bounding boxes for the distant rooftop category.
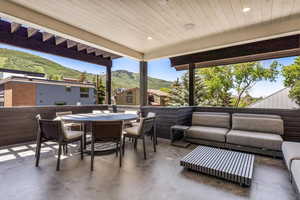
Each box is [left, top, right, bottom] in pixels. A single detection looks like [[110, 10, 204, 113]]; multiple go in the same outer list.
[[0, 76, 95, 88], [248, 88, 299, 109], [0, 68, 45, 78]]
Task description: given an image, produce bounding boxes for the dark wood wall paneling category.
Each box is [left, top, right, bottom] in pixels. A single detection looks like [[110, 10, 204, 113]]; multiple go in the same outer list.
[[141, 106, 193, 139], [0, 105, 108, 146], [1, 105, 299, 146]]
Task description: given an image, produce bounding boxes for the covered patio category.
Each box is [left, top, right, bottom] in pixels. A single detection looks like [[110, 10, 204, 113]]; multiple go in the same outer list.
[[0, 1, 300, 200]]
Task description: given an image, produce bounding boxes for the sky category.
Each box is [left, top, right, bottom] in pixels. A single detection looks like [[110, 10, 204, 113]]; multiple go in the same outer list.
[[0, 43, 296, 98]]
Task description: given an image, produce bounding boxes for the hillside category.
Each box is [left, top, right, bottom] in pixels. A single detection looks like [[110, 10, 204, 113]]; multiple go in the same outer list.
[[0, 48, 172, 89]]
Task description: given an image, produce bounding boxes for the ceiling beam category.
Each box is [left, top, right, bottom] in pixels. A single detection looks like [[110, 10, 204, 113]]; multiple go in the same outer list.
[[0, 0, 142, 60], [55, 36, 66, 45], [27, 27, 38, 38], [42, 32, 53, 42], [86, 47, 95, 54], [66, 40, 76, 48], [171, 34, 300, 70], [10, 22, 20, 33], [77, 44, 87, 52]]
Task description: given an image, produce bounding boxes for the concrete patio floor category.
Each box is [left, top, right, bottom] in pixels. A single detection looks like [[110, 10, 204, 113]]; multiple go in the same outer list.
[[0, 139, 296, 200]]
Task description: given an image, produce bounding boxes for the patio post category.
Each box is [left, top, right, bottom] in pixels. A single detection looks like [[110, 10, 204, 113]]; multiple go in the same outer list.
[[106, 66, 112, 104], [189, 63, 195, 106], [140, 61, 148, 106]]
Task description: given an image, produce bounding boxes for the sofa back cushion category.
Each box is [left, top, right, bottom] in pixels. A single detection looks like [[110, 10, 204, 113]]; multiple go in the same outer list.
[[232, 113, 281, 119], [232, 113, 284, 135], [192, 112, 230, 128]]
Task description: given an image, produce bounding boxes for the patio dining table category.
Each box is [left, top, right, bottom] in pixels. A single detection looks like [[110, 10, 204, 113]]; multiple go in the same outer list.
[[57, 113, 138, 154]]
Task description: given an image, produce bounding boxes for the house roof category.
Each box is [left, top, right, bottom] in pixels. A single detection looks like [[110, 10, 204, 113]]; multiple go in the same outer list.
[[0, 76, 95, 88], [2, 1, 300, 60], [148, 89, 169, 97], [116, 88, 169, 97], [0, 68, 45, 77], [248, 88, 299, 109]]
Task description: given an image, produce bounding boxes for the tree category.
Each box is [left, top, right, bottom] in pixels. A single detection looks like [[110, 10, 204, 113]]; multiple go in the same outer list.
[[169, 72, 206, 106], [93, 75, 106, 104], [289, 81, 300, 105], [169, 78, 186, 106], [170, 61, 279, 107], [50, 74, 62, 81], [282, 57, 300, 105], [159, 87, 171, 93], [197, 66, 233, 106], [79, 71, 87, 82], [231, 61, 279, 107]]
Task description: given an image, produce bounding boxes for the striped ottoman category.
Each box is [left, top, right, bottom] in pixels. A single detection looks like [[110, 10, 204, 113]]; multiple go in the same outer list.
[[180, 146, 255, 186]]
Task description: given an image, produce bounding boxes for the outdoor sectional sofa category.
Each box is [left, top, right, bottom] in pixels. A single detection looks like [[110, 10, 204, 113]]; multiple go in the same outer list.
[[185, 112, 284, 157], [282, 141, 300, 199], [184, 111, 300, 196]]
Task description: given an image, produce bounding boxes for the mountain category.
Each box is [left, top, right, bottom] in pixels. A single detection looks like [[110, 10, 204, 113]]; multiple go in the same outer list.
[[110, 70, 172, 89], [0, 48, 172, 89]]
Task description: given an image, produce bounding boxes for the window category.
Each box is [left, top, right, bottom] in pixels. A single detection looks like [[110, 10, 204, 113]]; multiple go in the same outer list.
[[126, 96, 133, 104], [126, 91, 133, 104], [80, 87, 89, 98], [65, 86, 71, 92]]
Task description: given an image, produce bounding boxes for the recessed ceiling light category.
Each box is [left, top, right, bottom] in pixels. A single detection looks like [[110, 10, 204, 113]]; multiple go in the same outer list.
[[243, 7, 251, 12], [184, 23, 195, 30], [147, 36, 153, 40], [159, 0, 169, 6]]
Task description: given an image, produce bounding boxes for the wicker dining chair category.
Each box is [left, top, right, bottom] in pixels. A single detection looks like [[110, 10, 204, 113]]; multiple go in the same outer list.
[[56, 111, 83, 154], [35, 115, 84, 171], [123, 116, 156, 160], [90, 120, 123, 171]]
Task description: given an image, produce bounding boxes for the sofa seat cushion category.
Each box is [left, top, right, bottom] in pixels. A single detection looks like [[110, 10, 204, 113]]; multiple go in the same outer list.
[[227, 130, 283, 151], [282, 141, 300, 170], [124, 126, 140, 136], [291, 160, 300, 194], [186, 126, 229, 142]]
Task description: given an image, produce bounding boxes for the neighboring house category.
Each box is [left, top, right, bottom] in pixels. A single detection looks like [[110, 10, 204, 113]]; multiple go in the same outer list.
[[0, 76, 96, 107], [248, 87, 299, 109], [114, 87, 169, 106]]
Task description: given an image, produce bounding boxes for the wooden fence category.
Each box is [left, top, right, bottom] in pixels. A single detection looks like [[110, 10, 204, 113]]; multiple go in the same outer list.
[[0, 105, 299, 146], [0, 105, 108, 146]]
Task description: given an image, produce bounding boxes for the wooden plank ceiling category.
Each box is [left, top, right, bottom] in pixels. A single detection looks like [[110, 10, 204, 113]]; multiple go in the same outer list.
[[0, 18, 121, 67], [1, 0, 300, 60]]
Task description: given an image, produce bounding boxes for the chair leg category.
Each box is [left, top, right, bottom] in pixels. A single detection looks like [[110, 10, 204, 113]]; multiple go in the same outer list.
[[83, 125, 87, 150], [35, 138, 42, 167], [122, 136, 126, 155], [116, 142, 119, 157], [143, 136, 147, 160], [90, 138, 94, 171], [134, 138, 138, 150], [119, 142, 122, 167], [56, 144, 62, 171], [63, 144, 67, 155], [80, 138, 84, 160], [153, 134, 156, 153], [65, 145, 68, 155]]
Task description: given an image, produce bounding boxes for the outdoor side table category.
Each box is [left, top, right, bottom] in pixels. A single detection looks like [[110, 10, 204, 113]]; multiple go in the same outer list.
[[170, 125, 190, 148]]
